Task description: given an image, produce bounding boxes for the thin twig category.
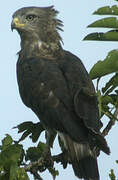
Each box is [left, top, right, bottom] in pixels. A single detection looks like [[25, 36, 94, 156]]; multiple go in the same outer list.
[[30, 169, 43, 180], [24, 157, 44, 180], [102, 108, 118, 137]]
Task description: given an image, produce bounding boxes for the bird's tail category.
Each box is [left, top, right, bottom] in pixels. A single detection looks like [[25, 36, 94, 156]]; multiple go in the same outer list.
[[72, 156, 99, 180], [59, 133, 100, 180]]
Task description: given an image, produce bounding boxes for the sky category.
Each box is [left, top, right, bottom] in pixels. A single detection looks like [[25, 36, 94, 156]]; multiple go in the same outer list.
[[1, 0, 118, 180]]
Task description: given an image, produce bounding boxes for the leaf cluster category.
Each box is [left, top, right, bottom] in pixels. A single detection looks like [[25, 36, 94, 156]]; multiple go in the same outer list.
[[14, 121, 44, 143], [84, 1, 118, 179], [84, 2, 118, 123], [0, 135, 28, 180]]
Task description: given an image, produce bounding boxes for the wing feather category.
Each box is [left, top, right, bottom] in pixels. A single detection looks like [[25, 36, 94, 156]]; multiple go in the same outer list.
[[58, 50, 100, 133]]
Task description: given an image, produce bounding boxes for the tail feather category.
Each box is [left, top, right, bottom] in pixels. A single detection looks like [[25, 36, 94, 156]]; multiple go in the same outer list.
[[95, 133, 110, 155], [72, 156, 100, 180], [58, 132, 100, 180]]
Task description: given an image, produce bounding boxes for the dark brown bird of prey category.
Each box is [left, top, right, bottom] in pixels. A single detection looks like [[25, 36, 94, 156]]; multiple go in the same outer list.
[[11, 6, 110, 180]]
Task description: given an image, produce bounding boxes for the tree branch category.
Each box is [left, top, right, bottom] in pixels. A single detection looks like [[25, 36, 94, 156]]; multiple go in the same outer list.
[[24, 157, 44, 171], [24, 157, 44, 180], [31, 169, 43, 180], [24, 151, 68, 179]]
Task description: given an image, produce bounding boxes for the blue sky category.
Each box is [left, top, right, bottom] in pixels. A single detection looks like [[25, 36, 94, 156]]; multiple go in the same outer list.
[[1, 0, 118, 179]]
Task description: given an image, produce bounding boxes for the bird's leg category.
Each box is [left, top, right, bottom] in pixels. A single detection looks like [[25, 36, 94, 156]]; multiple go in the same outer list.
[[39, 130, 56, 170], [45, 132, 69, 169], [43, 130, 56, 157]]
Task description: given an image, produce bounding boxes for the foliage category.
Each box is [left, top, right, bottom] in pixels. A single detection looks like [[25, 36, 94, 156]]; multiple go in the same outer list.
[[84, 1, 118, 179], [0, 132, 59, 180], [0, 135, 29, 180], [2, 0, 118, 179], [14, 121, 44, 143], [89, 50, 118, 80], [109, 169, 116, 180], [84, 2, 118, 127]]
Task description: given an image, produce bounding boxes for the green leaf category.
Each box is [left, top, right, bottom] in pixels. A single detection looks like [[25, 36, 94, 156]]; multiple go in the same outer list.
[[88, 17, 118, 28], [18, 130, 31, 142], [101, 95, 113, 105], [10, 166, 29, 180], [89, 50, 118, 79], [0, 140, 24, 180], [84, 30, 118, 41], [110, 94, 118, 106], [25, 142, 46, 162], [48, 167, 59, 179], [29, 123, 44, 142], [102, 73, 118, 94], [2, 135, 13, 151], [0, 173, 9, 180], [0, 144, 23, 169], [14, 121, 35, 133], [15, 168, 29, 180], [15, 121, 44, 142], [93, 5, 118, 16], [109, 169, 116, 180], [10, 163, 18, 180]]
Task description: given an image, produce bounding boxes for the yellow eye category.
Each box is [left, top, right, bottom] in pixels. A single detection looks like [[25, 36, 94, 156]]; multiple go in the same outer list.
[[26, 15, 37, 21]]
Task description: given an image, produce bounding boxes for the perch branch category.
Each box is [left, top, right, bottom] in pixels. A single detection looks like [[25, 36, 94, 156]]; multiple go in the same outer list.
[[30, 169, 43, 180], [24, 157, 44, 171], [24, 151, 68, 180], [24, 157, 44, 180]]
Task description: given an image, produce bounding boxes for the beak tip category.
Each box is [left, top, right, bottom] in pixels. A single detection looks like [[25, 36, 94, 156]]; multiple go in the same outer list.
[[11, 17, 25, 31]]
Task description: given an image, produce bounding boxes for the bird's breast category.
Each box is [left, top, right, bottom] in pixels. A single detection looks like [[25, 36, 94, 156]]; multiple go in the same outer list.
[[16, 58, 61, 110]]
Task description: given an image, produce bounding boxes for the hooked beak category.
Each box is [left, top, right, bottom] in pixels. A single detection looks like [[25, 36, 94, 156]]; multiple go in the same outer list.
[[11, 17, 25, 31]]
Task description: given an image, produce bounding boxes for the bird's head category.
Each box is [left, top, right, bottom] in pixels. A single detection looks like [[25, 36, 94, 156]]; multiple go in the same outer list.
[[11, 6, 63, 45]]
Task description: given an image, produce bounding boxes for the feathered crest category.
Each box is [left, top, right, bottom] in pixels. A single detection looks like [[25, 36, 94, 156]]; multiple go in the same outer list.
[[46, 6, 63, 32], [43, 6, 63, 44]]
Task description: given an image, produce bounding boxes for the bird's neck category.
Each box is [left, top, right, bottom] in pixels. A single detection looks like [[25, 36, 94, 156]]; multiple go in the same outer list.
[[18, 34, 62, 59]]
